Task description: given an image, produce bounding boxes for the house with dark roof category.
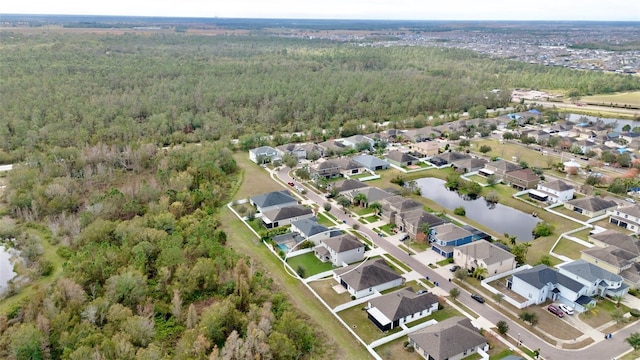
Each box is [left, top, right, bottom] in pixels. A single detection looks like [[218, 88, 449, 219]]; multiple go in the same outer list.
[[249, 146, 280, 164], [581, 246, 639, 279], [454, 240, 516, 276], [396, 209, 447, 243], [314, 233, 365, 266], [509, 264, 593, 312], [385, 150, 420, 167], [532, 180, 574, 203], [261, 205, 314, 229], [608, 204, 640, 235], [276, 143, 326, 160], [333, 258, 404, 299], [430, 223, 474, 258], [250, 190, 298, 213], [310, 159, 342, 179], [408, 316, 488, 360], [352, 154, 390, 171], [366, 287, 439, 331], [564, 197, 618, 218], [589, 230, 640, 257], [290, 218, 333, 244], [333, 158, 367, 177], [504, 168, 540, 190], [558, 259, 628, 298], [451, 158, 487, 173], [330, 179, 368, 195]]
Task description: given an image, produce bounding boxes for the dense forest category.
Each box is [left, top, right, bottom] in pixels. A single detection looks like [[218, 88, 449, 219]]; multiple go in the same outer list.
[[1, 30, 640, 359], [1, 32, 639, 163]]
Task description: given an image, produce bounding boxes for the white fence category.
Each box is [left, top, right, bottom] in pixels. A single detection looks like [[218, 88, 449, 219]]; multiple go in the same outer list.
[[481, 265, 534, 309]]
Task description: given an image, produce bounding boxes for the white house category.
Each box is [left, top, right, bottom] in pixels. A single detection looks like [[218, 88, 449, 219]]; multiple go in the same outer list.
[[508, 264, 590, 312], [608, 205, 640, 235], [333, 258, 404, 299], [366, 287, 439, 331], [249, 146, 280, 164], [557, 259, 628, 298], [314, 234, 365, 266], [453, 241, 517, 276], [532, 180, 575, 203]]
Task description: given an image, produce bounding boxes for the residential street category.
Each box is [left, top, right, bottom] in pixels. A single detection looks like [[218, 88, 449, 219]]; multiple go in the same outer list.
[[274, 166, 637, 360]]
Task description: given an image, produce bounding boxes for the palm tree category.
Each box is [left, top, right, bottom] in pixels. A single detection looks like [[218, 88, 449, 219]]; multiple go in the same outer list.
[[611, 308, 626, 325], [611, 295, 624, 308], [353, 193, 367, 207], [583, 302, 599, 317], [473, 266, 487, 280], [419, 223, 431, 243], [368, 202, 382, 216]]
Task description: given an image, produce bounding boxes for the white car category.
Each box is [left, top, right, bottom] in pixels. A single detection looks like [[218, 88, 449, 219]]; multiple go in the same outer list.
[[558, 304, 574, 315]]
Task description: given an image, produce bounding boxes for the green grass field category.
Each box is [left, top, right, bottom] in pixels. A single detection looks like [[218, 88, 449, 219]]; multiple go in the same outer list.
[[286, 252, 334, 277], [582, 91, 640, 107]]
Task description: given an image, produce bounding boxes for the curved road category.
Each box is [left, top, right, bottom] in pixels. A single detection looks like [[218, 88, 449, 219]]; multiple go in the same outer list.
[[276, 167, 635, 360]]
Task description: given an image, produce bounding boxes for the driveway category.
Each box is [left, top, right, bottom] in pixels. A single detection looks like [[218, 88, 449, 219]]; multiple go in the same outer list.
[[273, 167, 636, 360]]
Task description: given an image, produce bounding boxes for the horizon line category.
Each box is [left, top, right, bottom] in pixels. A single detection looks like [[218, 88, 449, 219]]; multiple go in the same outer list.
[[2, 13, 639, 23]]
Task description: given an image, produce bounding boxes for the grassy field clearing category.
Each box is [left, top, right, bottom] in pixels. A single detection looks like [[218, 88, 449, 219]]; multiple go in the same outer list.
[[581, 91, 640, 107]]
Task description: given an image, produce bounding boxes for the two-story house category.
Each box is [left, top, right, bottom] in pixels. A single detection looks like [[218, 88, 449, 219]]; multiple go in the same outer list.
[[609, 204, 640, 234], [249, 146, 280, 164], [558, 259, 628, 299], [531, 180, 574, 203], [396, 209, 446, 243], [453, 240, 517, 276], [509, 265, 590, 311], [430, 223, 474, 258], [504, 168, 540, 190], [314, 233, 365, 267]]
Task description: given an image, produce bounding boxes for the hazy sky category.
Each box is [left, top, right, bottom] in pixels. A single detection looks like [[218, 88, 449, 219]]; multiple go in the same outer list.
[[1, 0, 639, 21]]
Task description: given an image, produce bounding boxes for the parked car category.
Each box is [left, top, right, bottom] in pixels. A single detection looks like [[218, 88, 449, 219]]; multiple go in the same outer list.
[[558, 304, 574, 315], [416, 289, 428, 295], [400, 234, 410, 241], [548, 304, 565, 318], [450, 265, 461, 272], [287, 182, 294, 186], [625, 198, 637, 204], [471, 294, 485, 303]]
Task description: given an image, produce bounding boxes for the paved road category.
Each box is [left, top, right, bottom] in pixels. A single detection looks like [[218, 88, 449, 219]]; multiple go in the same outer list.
[[524, 100, 640, 117], [275, 167, 635, 360]]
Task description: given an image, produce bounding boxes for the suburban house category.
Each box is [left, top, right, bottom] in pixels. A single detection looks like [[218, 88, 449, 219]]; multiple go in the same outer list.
[[333, 158, 367, 177], [435, 152, 471, 165], [410, 141, 440, 157], [408, 316, 488, 360], [276, 143, 325, 160], [396, 209, 447, 243], [314, 233, 365, 266], [558, 259, 628, 299], [310, 160, 342, 179], [330, 179, 369, 195], [453, 240, 517, 276], [249, 146, 280, 164], [589, 230, 640, 258], [508, 264, 591, 311], [608, 204, 640, 234], [386, 150, 420, 167], [250, 190, 298, 213], [452, 158, 488, 173], [333, 258, 404, 299], [581, 246, 639, 284], [345, 187, 394, 207], [261, 205, 314, 229], [504, 168, 540, 190], [430, 223, 474, 258], [380, 196, 423, 224], [483, 160, 521, 179], [531, 180, 575, 203], [366, 287, 439, 331], [318, 139, 348, 154], [352, 154, 390, 171], [290, 218, 334, 244], [564, 197, 618, 218]]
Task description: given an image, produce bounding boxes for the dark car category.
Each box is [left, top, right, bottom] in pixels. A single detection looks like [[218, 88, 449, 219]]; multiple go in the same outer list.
[[547, 304, 564, 318], [471, 294, 485, 303], [450, 265, 461, 272], [287, 182, 294, 186]]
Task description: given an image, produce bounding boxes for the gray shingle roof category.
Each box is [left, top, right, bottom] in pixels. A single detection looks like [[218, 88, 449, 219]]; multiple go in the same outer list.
[[487, 159, 521, 172], [401, 209, 447, 229], [582, 246, 637, 268], [439, 152, 471, 163], [262, 205, 312, 222], [323, 234, 364, 253], [590, 230, 640, 256], [291, 218, 329, 237], [433, 223, 473, 242], [409, 316, 486, 360], [352, 154, 389, 169], [368, 287, 439, 322], [456, 240, 515, 265], [566, 197, 617, 212], [615, 204, 640, 218], [386, 150, 419, 163], [559, 259, 623, 283], [513, 264, 584, 292], [334, 258, 402, 291], [347, 187, 394, 203], [539, 180, 574, 192], [332, 179, 368, 193], [250, 190, 297, 209]]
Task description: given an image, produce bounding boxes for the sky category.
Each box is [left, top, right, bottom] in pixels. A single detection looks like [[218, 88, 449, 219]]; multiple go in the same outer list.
[[1, 0, 639, 21]]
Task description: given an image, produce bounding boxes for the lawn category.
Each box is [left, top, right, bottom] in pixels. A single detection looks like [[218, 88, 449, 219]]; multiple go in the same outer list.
[[286, 252, 335, 277], [552, 206, 591, 222], [233, 153, 284, 198], [471, 138, 552, 170], [466, 174, 489, 185], [374, 337, 422, 360], [379, 223, 397, 235], [552, 238, 588, 260], [580, 297, 633, 328], [308, 280, 352, 309], [582, 91, 640, 107], [383, 253, 413, 273], [317, 212, 338, 226], [364, 215, 379, 223], [352, 206, 375, 216], [338, 305, 403, 344]]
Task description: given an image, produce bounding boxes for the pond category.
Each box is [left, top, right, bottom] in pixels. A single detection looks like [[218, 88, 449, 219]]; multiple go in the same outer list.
[[0, 246, 16, 293], [415, 177, 540, 241]]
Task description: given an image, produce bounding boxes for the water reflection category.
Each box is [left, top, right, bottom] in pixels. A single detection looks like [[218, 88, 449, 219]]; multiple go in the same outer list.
[[416, 177, 539, 241], [0, 246, 16, 293]]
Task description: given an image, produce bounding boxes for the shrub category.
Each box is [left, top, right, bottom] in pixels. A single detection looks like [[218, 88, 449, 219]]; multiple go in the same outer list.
[[628, 288, 638, 297], [454, 206, 466, 216], [532, 222, 554, 238], [630, 308, 640, 317]]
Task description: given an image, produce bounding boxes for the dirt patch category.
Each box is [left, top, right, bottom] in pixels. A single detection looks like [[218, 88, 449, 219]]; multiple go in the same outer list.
[[528, 304, 583, 340], [309, 280, 351, 309], [374, 338, 421, 360]]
